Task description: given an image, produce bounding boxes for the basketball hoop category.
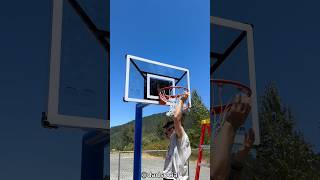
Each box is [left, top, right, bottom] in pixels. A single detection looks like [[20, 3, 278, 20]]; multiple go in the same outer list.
[[211, 79, 252, 139], [159, 86, 189, 117], [211, 79, 251, 114]]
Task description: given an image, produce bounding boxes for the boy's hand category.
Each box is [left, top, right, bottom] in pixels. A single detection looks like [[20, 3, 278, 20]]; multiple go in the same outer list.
[[180, 91, 189, 103], [225, 95, 251, 130]]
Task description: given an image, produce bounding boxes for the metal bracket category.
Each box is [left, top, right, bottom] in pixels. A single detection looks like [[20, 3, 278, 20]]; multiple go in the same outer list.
[[41, 112, 58, 129]]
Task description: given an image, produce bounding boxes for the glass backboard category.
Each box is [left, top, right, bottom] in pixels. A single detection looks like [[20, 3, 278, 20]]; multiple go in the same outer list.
[[45, 0, 109, 129]]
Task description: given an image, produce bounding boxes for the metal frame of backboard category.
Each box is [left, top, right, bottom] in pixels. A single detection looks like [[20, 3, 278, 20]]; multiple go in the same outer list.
[[124, 54, 191, 180], [124, 54, 191, 107], [210, 16, 260, 145], [44, 0, 110, 130]]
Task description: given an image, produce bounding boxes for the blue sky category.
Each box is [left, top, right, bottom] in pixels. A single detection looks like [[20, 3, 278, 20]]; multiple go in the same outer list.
[[110, 0, 210, 127]]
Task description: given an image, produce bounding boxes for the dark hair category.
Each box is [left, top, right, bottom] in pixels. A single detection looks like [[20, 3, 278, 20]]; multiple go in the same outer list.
[[163, 120, 174, 129], [162, 119, 184, 129]]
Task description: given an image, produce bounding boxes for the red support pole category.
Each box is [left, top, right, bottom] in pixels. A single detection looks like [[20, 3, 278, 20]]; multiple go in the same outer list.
[[195, 119, 210, 180]]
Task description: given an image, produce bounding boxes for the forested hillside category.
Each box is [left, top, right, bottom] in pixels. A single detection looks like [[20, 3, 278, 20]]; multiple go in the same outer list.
[[110, 91, 210, 150]]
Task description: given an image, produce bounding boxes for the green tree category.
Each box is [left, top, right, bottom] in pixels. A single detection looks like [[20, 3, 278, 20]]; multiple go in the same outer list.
[[120, 124, 134, 150], [155, 120, 165, 140], [185, 90, 210, 148], [189, 90, 210, 123], [245, 82, 320, 179]]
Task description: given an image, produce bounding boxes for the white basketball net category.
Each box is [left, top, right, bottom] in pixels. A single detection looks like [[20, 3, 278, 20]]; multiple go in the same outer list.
[[159, 87, 189, 117], [166, 97, 180, 117]]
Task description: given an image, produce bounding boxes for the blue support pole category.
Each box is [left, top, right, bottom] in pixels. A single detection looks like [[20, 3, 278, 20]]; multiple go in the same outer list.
[[81, 130, 109, 180], [133, 103, 146, 180]]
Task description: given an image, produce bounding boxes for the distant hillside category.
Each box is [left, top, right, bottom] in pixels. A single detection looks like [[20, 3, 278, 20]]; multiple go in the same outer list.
[[110, 91, 210, 151]]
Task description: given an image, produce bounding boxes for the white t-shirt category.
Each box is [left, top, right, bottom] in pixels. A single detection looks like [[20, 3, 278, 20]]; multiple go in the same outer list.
[[163, 129, 191, 180]]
